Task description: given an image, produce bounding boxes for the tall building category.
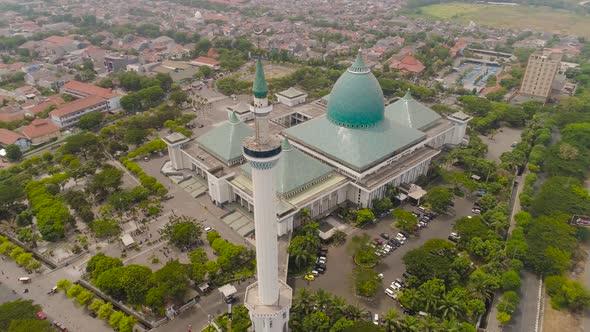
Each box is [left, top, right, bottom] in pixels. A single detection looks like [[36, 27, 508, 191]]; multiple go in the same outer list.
[[519, 49, 563, 102], [242, 58, 292, 332]]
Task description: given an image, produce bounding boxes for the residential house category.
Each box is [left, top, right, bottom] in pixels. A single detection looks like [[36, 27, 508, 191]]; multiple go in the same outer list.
[[0, 128, 30, 150], [22, 118, 61, 145], [0, 105, 24, 122], [388, 55, 426, 74], [191, 56, 221, 70], [450, 39, 468, 57], [24, 95, 65, 117]]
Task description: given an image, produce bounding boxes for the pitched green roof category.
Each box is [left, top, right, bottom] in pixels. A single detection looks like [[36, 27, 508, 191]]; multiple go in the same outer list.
[[241, 137, 334, 196], [284, 107, 426, 172], [197, 115, 253, 165], [385, 90, 441, 131], [327, 52, 384, 128], [253, 58, 268, 99]]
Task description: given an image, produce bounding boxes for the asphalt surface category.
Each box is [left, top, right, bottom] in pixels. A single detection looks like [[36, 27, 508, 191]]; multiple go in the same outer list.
[[290, 196, 475, 316]]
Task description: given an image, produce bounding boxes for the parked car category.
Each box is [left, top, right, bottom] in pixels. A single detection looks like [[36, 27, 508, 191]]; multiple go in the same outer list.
[[304, 274, 315, 281], [411, 211, 421, 218], [385, 287, 398, 299], [402, 271, 412, 279], [380, 233, 390, 240], [471, 208, 481, 214], [373, 313, 380, 325], [373, 238, 384, 246], [448, 232, 461, 243], [204, 226, 214, 233], [36, 312, 47, 320]]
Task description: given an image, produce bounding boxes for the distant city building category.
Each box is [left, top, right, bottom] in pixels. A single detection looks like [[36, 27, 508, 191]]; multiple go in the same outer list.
[[190, 56, 221, 70], [519, 49, 563, 102], [104, 54, 138, 73]]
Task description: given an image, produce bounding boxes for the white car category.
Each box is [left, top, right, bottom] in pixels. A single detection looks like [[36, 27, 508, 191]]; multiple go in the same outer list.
[[204, 226, 214, 233], [391, 282, 402, 290], [396, 233, 407, 240], [385, 288, 398, 299], [373, 313, 380, 325]]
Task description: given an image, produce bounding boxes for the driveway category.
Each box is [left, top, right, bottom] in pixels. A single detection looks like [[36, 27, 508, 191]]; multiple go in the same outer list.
[[290, 196, 475, 316]]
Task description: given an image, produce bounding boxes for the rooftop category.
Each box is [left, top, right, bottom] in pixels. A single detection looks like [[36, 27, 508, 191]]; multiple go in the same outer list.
[[276, 87, 306, 99], [241, 138, 334, 197], [0, 128, 26, 145], [22, 118, 60, 139], [196, 113, 253, 165], [386, 91, 441, 131], [62, 80, 117, 99], [49, 95, 106, 118], [284, 107, 426, 172]]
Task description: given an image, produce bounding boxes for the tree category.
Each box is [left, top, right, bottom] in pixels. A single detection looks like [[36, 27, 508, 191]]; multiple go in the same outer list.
[[424, 187, 454, 213], [230, 305, 251, 332], [77, 112, 103, 130], [356, 209, 375, 227], [88, 166, 123, 200], [161, 215, 203, 249], [86, 254, 123, 279], [353, 267, 379, 298], [5, 144, 22, 161], [497, 311, 511, 325], [66, 284, 84, 298], [0, 300, 41, 330], [403, 239, 459, 286], [7, 319, 52, 332], [118, 315, 137, 332], [392, 208, 418, 234], [77, 290, 94, 306], [88, 299, 105, 312], [97, 302, 114, 319], [500, 270, 522, 291], [169, 90, 188, 107], [302, 311, 331, 332], [91, 218, 120, 238], [109, 311, 125, 328], [56, 279, 72, 292], [332, 230, 347, 246]]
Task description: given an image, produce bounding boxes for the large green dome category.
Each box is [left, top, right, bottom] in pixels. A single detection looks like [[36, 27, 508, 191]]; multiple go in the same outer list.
[[327, 53, 385, 128]]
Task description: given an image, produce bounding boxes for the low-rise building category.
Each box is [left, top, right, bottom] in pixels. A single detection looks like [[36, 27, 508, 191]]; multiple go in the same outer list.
[[22, 118, 61, 145], [49, 95, 109, 129], [190, 56, 221, 70], [275, 87, 307, 107], [0, 128, 30, 150], [60, 80, 121, 110]]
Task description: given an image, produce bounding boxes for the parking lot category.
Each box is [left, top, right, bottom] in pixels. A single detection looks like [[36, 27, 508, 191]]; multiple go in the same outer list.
[[291, 196, 475, 316]]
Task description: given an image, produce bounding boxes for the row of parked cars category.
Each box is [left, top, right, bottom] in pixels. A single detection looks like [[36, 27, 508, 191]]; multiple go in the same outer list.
[[304, 247, 329, 281]]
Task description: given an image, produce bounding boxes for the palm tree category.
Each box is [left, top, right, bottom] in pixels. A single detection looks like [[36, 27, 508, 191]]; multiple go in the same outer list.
[[419, 287, 440, 314], [399, 315, 420, 332], [467, 271, 498, 303], [344, 304, 365, 321], [293, 288, 314, 315], [440, 319, 462, 332], [330, 295, 348, 319], [312, 289, 332, 311], [382, 309, 400, 332], [418, 316, 439, 332], [291, 248, 309, 270], [331, 230, 347, 246], [437, 293, 461, 320], [298, 208, 312, 226]]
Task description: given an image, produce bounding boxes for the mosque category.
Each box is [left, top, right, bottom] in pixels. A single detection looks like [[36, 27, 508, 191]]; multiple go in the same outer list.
[[164, 52, 471, 235]]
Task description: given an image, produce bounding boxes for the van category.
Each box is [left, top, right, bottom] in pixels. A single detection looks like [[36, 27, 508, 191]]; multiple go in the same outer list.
[[18, 277, 31, 283], [384, 288, 398, 299], [373, 313, 379, 325]]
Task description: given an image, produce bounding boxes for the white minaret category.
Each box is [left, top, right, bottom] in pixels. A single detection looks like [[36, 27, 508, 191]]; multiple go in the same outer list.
[[243, 58, 292, 332]]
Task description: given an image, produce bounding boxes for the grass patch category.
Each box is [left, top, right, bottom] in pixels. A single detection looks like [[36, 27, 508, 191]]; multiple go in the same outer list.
[[411, 2, 590, 38]]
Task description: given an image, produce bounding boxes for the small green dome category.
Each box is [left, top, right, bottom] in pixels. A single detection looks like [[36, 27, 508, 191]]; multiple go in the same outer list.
[[327, 52, 384, 128]]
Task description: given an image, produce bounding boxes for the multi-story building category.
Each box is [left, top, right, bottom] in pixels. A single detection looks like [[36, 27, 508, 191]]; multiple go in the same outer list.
[[60, 80, 121, 111], [49, 95, 109, 129], [519, 49, 563, 102]]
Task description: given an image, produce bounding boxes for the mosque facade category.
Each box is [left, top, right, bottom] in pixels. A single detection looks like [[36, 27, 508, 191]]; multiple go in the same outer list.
[[164, 52, 471, 235]]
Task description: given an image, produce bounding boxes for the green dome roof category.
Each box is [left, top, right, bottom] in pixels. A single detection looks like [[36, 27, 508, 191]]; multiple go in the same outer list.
[[327, 52, 384, 128]]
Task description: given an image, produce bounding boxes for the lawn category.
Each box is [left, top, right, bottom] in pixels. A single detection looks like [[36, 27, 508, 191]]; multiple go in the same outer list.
[[413, 2, 590, 38]]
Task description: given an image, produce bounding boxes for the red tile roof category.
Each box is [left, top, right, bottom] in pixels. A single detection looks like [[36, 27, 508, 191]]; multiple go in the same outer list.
[[192, 56, 220, 66], [389, 55, 426, 74], [207, 48, 220, 59], [62, 80, 117, 99], [27, 95, 65, 115], [450, 39, 468, 57], [43, 35, 74, 45], [49, 95, 106, 118], [22, 118, 60, 139], [0, 128, 26, 145]]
